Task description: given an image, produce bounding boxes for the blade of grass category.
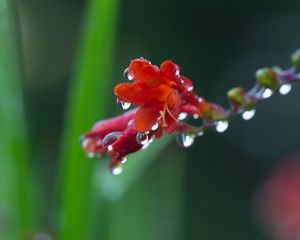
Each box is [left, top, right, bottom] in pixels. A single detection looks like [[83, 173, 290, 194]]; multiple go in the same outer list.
[[0, 0, 35, 238], [58, 0, 119, 238]]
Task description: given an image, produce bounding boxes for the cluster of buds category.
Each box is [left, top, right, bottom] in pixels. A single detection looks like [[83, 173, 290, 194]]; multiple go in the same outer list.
[[81, 50, 300, 174]]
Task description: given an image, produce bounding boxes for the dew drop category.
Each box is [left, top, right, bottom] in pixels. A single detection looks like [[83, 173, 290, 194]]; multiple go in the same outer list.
[[121, 157, 127, 163], [151, 123, 159, 131], [136, 132, 149, 145], [117, 99, 131, 110], [198, 97, 205, 103], [215, 120, 229, 133], [242, 109, 256, 120], [193, 114, 199, 120], [262, 88, 273, 99], [198, 131, 204, 136], [107, 145, 113, 151], [176, 133, 195, 148], [102, 132, 121, 146], [175, 68, 180, 77], [123, 67, 134, 80], [141, 137, 154, 150], [187, 86, 194, 91], [127, 119, 134, 127], [80, 137, 90, 149], [111, 162, 123, 176], [87, 152, 95, 158], [178, 112, 188, 120], [279, 83, 292, 95]]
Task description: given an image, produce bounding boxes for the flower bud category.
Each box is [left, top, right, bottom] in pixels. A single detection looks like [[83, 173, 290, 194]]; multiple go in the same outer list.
[[255, 67, 279, 89], [227, 87, 245, 106], [227, 87, 255, 110]]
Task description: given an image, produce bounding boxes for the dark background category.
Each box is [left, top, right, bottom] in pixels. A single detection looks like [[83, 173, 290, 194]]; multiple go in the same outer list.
[[15, 0, 300, 239]]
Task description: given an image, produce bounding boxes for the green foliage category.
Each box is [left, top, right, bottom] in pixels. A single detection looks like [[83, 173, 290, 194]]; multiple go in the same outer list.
[[57, 0, 119, 238], [0, 0, 36, 238]]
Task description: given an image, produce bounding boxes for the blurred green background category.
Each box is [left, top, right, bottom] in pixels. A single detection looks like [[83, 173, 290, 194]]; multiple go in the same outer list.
[[1, 0, 300, 239]]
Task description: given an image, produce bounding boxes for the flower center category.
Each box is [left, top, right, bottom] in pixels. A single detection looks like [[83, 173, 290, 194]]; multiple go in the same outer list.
[[159, 102, 178, 127]]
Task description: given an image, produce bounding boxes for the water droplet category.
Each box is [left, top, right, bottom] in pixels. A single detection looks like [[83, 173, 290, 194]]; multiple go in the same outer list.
[[198, 131, 204, 136], [141, 137, 154, 150], [87, 152, 95, 158], [107, 145, 113, 151], [175, 68, 180, 77], [127, 119, 134, 127], [215, 120, 229, 133], [279, 83, 292, 95], [80, 137, 89, 148], [102, 132, 121, 146], [151, 123, 159, 131], [193, 114, 199, 119], [262, 88, 273, 99], [117, 99, 131, 110], [111, 162, 123, 175], [178, 112, 188, 120], [187, 86, 194, 91], [123, 67, 134, 80], [242, 109, 256, 120], [121, 157, 127, 163], [176, 133, 195, 148], [136, 132, 149, 145], [198, 97, 205, 103]]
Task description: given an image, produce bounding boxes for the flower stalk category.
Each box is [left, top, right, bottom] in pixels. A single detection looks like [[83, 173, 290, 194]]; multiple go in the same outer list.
[[81, 50, 300, 174]]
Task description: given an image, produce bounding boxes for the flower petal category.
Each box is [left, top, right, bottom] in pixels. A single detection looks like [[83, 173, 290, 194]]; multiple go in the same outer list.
[[160, 60, 180, 79], [134, 105, 162, 132], [129, 58, 161, 84], [114, 82, 171, 105]]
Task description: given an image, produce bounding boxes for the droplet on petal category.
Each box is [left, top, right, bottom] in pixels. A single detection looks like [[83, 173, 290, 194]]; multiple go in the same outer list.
[[136, 132, 149, 145], [242, 109, 256, 120], [80, 136, 90, 148], [151, 123, 159, 131], [123, 67, 134, 80], [215, 120, 229, 133], [111, 162, 123, 175], [175, 133, 195, 148], [107, 145, 113, 151], [127, 119, 134, 127], [279, 83, 292, 95], [142, 137, 153, 150], [121, 157, 127, 163], [178, 112, 188, 120], [117, 99, 131, 110], [102, 132, 122, 146], [80, 136, 98, 157]]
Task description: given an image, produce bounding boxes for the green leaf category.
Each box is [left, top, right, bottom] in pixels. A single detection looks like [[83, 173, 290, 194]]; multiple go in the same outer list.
[[58, 0, 119, 238], [0, 0, 35, 238]]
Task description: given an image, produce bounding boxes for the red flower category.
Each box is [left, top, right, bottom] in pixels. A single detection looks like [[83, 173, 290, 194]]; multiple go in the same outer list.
[[81, 58, 226, 173], [114, 58, 194, 133]]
